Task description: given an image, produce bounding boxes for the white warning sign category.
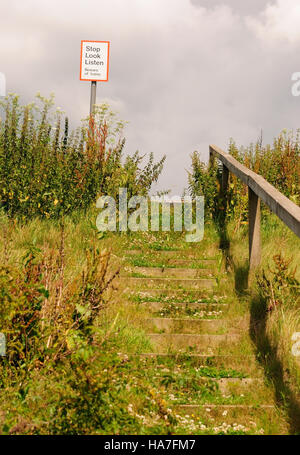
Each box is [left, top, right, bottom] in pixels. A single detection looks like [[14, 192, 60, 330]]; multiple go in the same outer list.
[[80, 40, 110, 82]]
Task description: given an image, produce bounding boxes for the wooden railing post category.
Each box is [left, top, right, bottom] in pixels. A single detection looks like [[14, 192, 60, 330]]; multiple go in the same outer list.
[[221, 164, 229, 220], [209, 147, 215, 168], [248, 187, 261, 269], [221, 164, 229, 195]]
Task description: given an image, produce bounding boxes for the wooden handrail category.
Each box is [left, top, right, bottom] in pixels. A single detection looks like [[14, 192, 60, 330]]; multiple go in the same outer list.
[[209, 144, 300, 269]]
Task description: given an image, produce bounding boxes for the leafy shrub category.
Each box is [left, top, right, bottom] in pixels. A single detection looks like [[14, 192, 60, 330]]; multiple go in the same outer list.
[[257, 254, 299, 313], [188, 151, 224, 222], [49, 352, 176, 435], [0, 224, 117, 374], [0, 247, 47, 365], [0, 94, 165, 219]]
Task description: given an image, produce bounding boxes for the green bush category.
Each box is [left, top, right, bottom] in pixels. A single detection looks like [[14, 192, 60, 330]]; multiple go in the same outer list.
[[0, 94, 165, 219], [0, 247, 47, 365]]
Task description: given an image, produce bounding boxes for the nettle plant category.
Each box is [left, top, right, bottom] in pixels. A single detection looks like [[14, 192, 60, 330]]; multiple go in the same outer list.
[[0, 94, 165, 219]]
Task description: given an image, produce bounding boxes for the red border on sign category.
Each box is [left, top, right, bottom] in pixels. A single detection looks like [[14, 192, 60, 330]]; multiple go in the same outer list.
[[80, 40, 110, 82]]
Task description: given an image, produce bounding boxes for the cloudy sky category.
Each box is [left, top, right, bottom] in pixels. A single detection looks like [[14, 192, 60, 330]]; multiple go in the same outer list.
[[1, 0, 300, 194]]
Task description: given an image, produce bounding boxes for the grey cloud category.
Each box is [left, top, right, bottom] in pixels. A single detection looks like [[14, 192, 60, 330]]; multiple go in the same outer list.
[[190, 0, 274, 15]]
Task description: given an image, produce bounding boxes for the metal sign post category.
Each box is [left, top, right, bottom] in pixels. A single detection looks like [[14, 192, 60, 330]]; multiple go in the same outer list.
[[90, 80, 97, 117]]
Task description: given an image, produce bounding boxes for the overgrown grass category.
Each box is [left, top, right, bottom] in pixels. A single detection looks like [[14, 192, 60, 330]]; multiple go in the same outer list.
[[0, 208, 298, 434], [0, 211, 183, 434]]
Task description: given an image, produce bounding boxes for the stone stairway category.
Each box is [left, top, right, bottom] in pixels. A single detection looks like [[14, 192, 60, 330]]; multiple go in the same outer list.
[[118, 247, 288, 434]]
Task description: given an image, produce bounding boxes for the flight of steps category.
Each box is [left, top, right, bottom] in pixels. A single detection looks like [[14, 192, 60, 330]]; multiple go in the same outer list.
[[118, 248, 288, 435]]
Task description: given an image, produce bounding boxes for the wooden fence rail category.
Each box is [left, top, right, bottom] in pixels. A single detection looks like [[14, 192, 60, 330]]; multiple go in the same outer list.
[[209, 144, 300, 269]]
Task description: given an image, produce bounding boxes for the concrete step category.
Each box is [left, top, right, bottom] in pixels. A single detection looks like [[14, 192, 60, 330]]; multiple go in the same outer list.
[[123, 266, 214, 278], [124, 250, 218, 260], [168, 259, 216, 267], [144, 317, 249, 334], [174, 404, 280, 430], [141, 301, 228, 312], [154, 376, 270, 405], [133, 353, 261, 375], [124, 249, 192, 256], [143, 318, 229, 334], [119, 277, 216, 290], [216, 378, 264, 395], [134, 289, 215, 299], [135, 352, 255, 365], [124, 250, 218, 265], [164, 380, 268, 403], [148, 333, 241, 353]]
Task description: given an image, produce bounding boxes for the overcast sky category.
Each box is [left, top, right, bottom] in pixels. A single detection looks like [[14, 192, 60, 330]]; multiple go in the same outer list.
[[1, 0, 300, 194]]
